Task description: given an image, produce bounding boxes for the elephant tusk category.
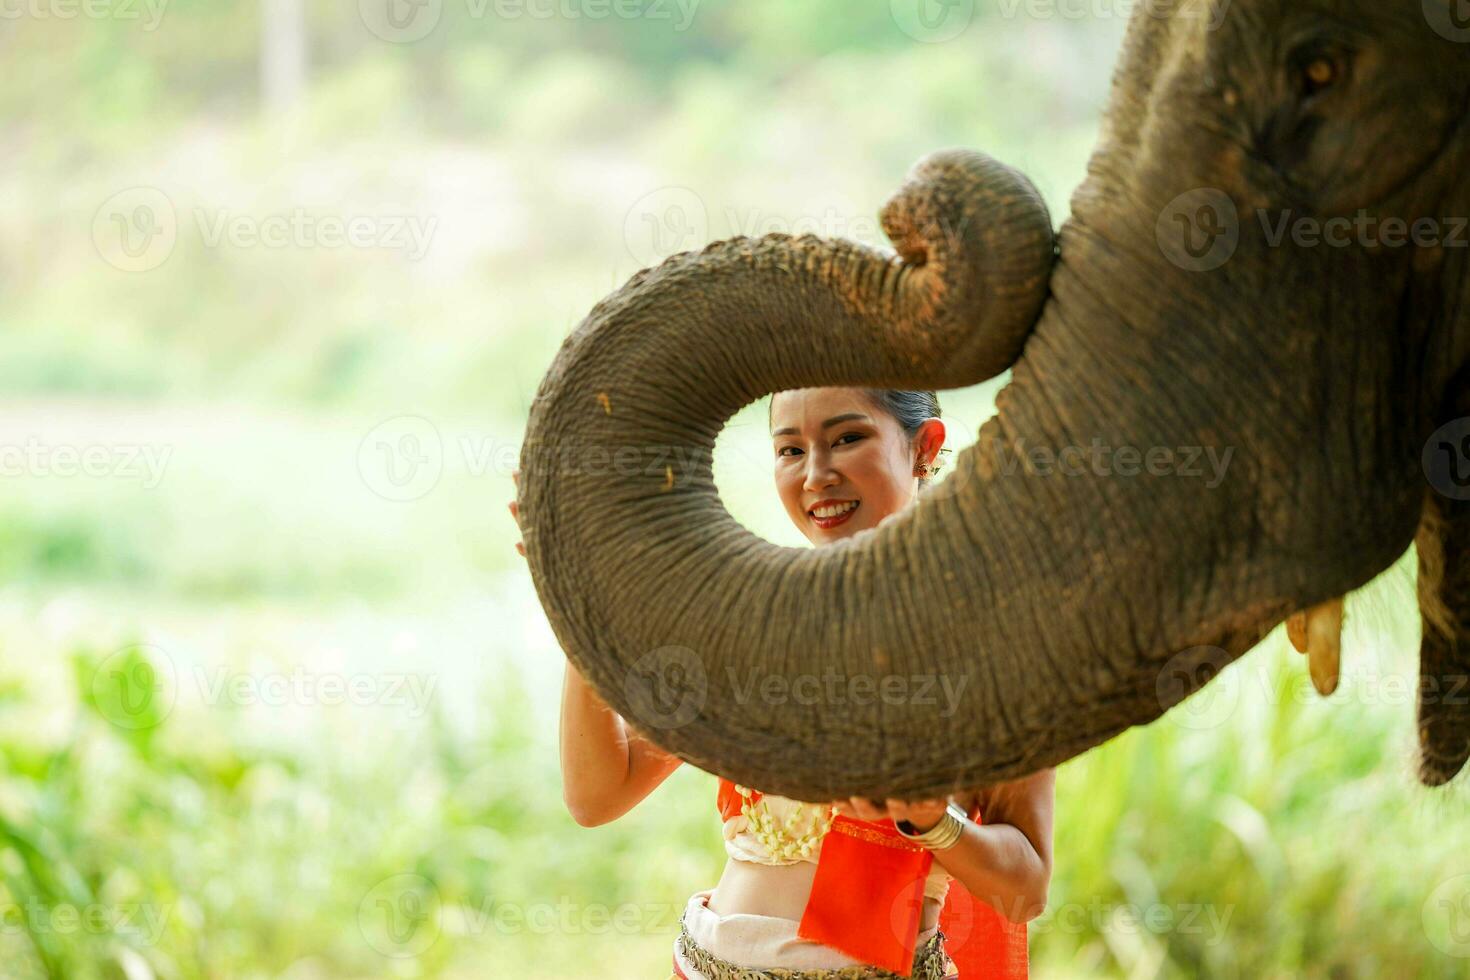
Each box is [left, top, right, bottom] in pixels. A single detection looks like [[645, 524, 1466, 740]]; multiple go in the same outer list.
[[1305, 598, 1345, 696], [1285, 611, 1308, 655]]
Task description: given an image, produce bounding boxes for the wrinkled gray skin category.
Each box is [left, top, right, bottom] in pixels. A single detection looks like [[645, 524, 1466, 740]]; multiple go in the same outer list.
[[519, 0, 1470, 801]]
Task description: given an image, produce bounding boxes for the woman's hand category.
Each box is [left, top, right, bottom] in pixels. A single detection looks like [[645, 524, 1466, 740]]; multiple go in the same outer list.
[[510, 469, 525, 557], [828, 795, 952, 833]]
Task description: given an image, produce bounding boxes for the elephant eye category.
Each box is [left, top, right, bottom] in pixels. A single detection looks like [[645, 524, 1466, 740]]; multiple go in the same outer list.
[[1303, 59, 1335, 92], [1289, 42, 1352, 101]]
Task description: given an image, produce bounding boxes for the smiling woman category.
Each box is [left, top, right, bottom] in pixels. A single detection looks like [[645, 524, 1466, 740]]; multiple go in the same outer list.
[[770, 388, 949, 541], [516, 385, 1054, 979]]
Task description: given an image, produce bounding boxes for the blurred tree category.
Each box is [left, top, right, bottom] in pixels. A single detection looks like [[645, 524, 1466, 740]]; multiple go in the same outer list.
[[260, 0, 308, 115]]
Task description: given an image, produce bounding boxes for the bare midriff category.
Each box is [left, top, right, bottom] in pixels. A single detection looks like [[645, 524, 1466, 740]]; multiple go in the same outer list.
[[706, 857, 943, 932]]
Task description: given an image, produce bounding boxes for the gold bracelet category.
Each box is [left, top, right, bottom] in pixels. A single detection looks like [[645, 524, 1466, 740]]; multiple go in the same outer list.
[[894, 802, 968, 850]]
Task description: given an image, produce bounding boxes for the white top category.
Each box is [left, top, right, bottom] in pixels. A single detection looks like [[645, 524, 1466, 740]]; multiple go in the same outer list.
[[721, 791, 953, 903]]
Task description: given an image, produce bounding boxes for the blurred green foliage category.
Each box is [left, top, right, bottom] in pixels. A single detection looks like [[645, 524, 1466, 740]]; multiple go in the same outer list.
[[0, 558, 1465, 978]]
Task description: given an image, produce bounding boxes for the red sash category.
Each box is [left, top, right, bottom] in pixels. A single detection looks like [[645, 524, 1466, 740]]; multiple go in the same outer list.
[[717, 779, 1027, 979]]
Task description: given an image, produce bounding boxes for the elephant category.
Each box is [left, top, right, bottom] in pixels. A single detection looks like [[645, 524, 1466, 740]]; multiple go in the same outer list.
[[516, 0, 1470, 803]]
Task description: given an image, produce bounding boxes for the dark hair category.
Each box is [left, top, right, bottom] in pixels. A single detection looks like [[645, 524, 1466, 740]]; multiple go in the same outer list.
[[767, 387, 949, 487], [858, 388, 948, 488]]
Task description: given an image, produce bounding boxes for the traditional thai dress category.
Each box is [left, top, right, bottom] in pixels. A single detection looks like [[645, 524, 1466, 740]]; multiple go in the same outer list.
[[670, 779, 1029, 979]]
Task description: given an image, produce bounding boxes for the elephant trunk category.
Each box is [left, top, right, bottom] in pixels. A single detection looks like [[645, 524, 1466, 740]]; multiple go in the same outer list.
[[521, 150, 1075, 798], [521, 150, 1282, 800]]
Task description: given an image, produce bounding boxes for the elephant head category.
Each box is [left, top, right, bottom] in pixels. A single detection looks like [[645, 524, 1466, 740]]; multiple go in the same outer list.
[[518, 0, 1470, 800]]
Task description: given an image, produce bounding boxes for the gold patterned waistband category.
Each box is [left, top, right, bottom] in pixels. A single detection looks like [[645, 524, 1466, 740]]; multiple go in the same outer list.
[[675, 911, 952, 980], [826, 819, 928, 853]]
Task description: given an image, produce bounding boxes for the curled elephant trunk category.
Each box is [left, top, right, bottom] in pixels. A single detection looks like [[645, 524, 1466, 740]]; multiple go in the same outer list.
[[519, 150, 1063, 799]]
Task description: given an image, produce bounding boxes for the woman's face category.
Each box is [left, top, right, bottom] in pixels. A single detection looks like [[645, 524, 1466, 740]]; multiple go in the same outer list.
[[769, 387, 943, 546]]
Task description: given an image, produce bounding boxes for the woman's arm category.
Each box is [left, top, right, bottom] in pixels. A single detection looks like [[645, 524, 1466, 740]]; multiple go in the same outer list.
[[559, 661, 683, 827], [928, 769, 1055, 922], [834, 767, 1055, 923], [513, 470, 682, 828]]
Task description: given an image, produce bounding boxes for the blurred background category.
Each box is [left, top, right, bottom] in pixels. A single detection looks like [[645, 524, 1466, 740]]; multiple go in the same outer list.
[[1, 0, 1467, 976]]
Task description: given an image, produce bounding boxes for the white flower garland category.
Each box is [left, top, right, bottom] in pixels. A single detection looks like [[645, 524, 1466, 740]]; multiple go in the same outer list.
[[733, 783, 838, 862]]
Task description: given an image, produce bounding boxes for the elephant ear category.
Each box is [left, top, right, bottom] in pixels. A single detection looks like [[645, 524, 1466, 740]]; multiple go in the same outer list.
[[516, 150, 1056, 800]]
